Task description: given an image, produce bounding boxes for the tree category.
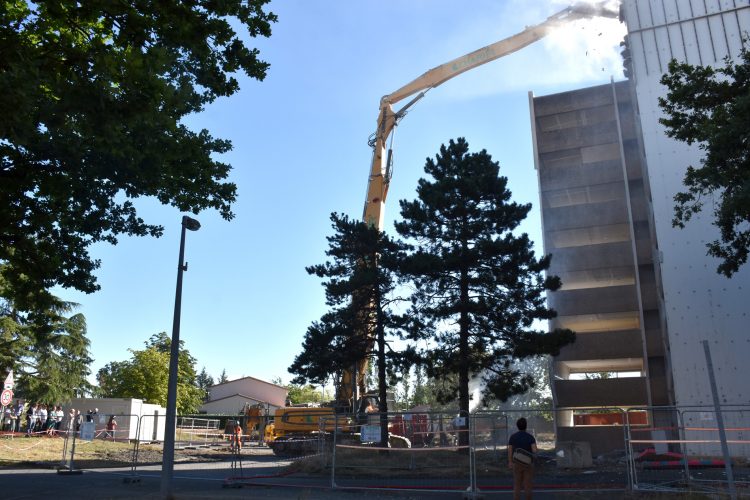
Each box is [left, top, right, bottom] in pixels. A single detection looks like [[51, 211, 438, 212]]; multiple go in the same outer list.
[[196, 367, 214, 403], [0, 266, 92, 402], [0, 1, 277, 305], [658, 46, 750, 276], [395, 138, 574, 447], [217, 369, 229, 385], [97, 333, 203, 413], [287, 384, 328, 405], [289, 213, 406, 447]]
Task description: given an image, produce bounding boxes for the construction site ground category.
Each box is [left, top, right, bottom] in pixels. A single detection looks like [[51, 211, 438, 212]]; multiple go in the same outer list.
[[1, 440, 741, 499]]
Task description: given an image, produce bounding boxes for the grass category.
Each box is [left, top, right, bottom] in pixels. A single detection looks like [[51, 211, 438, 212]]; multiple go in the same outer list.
[[0, 434, 135, 467]]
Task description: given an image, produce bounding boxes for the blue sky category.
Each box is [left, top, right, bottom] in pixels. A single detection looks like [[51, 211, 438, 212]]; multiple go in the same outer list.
[[55, 0, 625, 387]]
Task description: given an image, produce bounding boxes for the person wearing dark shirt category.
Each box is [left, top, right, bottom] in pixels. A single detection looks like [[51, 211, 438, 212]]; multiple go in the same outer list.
[[507, 417, 537, 500]]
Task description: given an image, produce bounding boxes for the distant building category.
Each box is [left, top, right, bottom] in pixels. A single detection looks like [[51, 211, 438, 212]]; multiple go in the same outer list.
[[64, 397, 166, 442], [200, 376, 288, 415]]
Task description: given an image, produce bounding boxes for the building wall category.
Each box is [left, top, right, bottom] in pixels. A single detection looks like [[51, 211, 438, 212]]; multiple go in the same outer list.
[[620, 0, 750, 416], [207, 376, 288, 408], [531, 80, 668, 414], [64, 397, 166, 441], [200, 394, 282, 415]]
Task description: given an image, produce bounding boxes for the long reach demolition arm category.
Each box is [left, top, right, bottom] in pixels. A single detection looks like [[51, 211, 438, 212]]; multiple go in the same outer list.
[[362, 1, 620, 230]]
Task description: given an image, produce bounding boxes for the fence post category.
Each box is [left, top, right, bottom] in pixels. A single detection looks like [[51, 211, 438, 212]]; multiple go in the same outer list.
[[330, 415, 338, 489], [702, 340, 737, 500], [623, 409, 633, 491], [675, 409, 691, 488], [126, 414, 143, 482]]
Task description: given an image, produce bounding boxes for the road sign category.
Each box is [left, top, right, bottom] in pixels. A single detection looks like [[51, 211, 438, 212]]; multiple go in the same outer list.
[[0, 389, 12, 407], [3, 370, 13, 390]]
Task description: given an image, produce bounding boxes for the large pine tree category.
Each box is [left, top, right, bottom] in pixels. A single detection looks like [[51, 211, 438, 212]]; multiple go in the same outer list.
[[395, 138, 573, 447], [289, 213, 405, 446], [0, 265, 93, 402]]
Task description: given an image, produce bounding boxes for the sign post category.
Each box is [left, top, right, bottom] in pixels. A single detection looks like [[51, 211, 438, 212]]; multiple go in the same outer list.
[[2, 370, 14, 427]]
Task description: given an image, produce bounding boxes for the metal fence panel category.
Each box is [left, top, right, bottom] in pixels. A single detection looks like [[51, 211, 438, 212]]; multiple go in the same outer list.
[[329, 411, 472, 493], [626, 405, 750, 496]]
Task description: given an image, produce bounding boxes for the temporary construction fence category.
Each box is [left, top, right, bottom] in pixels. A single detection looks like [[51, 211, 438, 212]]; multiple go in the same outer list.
[[6, 406, 747, 497], [625, 405, 750, 497], [318, 409, 629, 495], [312, 406, 749, 496]]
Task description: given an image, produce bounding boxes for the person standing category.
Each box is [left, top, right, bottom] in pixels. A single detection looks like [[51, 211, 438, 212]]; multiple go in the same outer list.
[[105, 415, 117, 440], [38, 404, 48, 434], [231, 422, 243, 452], [508, 417, 537, 500], [13, 401, 24, 433], [25, 403, 36, 436]]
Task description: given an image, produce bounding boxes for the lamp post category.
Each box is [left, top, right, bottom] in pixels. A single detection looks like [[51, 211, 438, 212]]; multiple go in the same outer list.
[[161, 215, 200, 499]]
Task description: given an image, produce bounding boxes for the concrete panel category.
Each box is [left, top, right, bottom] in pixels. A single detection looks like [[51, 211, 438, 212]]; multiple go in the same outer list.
[[556, 426, 627, 456], [557, 266, 635, 291], [542, 181, 625, 209], [556, 441, 593, 468], [536, 105, 617, 133], [536, 125, 619, 155], [539, 158, 623, 190], [551, 285, 639, 317], [554, 378, 648, 408], [555, 329, 644, 362], [554, 311, 640, 333], [544, 199, 628, 231], [547, 241, 638, 273], [547, 223, 631, 249], [533, 84, 613, 116]]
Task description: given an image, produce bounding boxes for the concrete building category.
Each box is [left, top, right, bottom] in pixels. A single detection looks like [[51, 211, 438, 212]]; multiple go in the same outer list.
[[200, 376, 288, 415], [619, 0, 750, 456], [64, 397, 166, 442], [530, 1, 750, 455], [530, 80, 667, 454]]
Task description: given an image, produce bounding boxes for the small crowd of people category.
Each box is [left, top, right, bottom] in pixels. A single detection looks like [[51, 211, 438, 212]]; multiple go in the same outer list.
[[2, 401, 115, 439]]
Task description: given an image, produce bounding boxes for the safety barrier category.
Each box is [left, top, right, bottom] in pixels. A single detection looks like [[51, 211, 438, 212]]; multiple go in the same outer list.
[[625, 405, 750, 496], [325, 411, 472, 492], [5, 405, 747, 496]]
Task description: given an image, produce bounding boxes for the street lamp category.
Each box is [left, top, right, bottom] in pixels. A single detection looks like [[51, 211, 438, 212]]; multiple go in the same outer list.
[[161, 215, 200, 499]]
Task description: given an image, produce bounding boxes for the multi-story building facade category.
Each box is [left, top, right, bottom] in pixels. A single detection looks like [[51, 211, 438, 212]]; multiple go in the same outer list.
[[530, 1, 750, 454]]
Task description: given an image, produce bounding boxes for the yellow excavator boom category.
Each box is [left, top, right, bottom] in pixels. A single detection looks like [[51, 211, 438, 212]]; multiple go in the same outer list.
[[346, 1, 620, 408]]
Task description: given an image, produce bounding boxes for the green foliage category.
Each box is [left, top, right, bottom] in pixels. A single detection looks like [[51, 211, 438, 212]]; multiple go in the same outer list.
[[96, 333, 203, 414], [196, 367, 214, 403], [286, 384, 328, 405], [658, 46, 750, 276], [290, 213, 406, 392], [395, 138, 574, 440], [0, 265, 92, 402], [290, 213, 407, 447], [0, 0, 277, 304], [217, 369, 229, 385]]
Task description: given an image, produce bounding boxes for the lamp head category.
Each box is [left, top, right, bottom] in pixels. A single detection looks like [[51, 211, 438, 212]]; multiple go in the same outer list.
[[182, 216, 201, 231]]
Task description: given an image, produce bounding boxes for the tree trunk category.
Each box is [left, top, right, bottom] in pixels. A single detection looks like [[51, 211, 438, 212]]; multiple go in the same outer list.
[[376, 287, 389, 448], [458, 264, 470, 449]]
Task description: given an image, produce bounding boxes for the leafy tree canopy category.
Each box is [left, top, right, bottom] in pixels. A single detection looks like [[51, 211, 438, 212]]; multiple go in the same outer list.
[[0, 0, 277, 305], [270, 377, 329, 405], [0, 264, 92, 403], [96, 332, 203, 413], [395, 138, 573, 441], [196, 366, 214, 403], [658, 46, 750, 276]]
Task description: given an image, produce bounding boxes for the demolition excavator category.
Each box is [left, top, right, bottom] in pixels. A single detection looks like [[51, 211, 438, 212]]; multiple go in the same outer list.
[[261, 2, 620, 457]]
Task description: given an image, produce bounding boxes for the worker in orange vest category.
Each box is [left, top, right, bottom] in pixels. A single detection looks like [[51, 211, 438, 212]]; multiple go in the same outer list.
[[232, 422, 243, 452]]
